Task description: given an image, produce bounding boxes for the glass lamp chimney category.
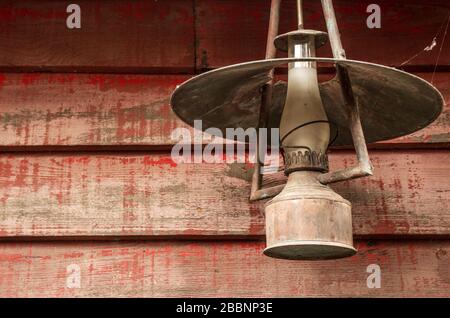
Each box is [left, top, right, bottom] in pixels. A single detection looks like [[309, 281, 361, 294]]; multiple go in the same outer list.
[[280, 34, 330, 173]]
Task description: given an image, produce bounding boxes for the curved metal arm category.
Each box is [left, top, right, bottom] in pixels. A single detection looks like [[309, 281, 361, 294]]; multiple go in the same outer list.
[[250, 0, 282, 202], [318, 92, 373, 185], [317, 0, 373, 184]]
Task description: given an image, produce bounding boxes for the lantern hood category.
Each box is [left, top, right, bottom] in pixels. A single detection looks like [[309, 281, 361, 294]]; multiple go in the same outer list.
[[170, 57, 443, 147]]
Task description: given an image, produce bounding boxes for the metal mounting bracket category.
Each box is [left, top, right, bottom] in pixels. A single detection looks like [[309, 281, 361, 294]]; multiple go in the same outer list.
[[250, 0, 373, 201]]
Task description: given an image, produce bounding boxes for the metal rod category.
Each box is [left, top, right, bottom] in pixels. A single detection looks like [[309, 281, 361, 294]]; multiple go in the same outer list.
[[250, 0, 282, 202], [317, 101, 373, 184], [318, 66, 373, 185], [250, 184, 285, 202], [321, 0, 346, 59], [318, 1, 373, 184], [265, 0, 282, 60], [296, 0, 304, 29]]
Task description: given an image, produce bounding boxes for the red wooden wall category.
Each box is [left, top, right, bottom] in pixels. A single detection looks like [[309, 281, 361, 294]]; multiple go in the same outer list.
[[0, 0, 449, 297]]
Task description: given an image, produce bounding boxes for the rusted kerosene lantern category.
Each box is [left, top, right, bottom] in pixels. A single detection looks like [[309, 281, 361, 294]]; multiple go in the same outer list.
[[170, 0, 443, 260]]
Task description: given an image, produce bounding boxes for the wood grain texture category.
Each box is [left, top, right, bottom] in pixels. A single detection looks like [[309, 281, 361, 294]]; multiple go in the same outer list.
[[0, 0, 448, 72], [0, 240, 449, 297], [0, 73, 190, 147], [0, 0, 448, 299], [0, 150, 448, 238], [0, 72, 448, 148], [0, 0, 195, 72], [196, 0, 450, 69]]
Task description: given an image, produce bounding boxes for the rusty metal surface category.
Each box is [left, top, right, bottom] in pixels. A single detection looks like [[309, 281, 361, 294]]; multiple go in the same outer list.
[[264, 171, 356, 260], [250, 0, 281, 202], [170, 57, 443, 146], [296, 0, 304, 29], [317, 65, 374, 184], [321, 0, 347, 59], [274, 29, 328, 52], [284, 150, 329, 174]]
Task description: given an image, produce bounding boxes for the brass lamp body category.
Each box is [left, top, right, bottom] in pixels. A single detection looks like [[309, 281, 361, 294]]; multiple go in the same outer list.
[[264, 33, 356, 260]]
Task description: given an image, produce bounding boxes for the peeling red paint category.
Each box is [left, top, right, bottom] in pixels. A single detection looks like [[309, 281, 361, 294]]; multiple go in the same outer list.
[[13, 159, 29, 187], [63, 251, 84, 259], [20, 74, 40, 86], [0, 74, 5, 88], [0, 5, 65, 22], [143, 156, 177, 168], [47, 74, 76, 85], [100, 250, 113, 257], [0, 253, 31, 263]]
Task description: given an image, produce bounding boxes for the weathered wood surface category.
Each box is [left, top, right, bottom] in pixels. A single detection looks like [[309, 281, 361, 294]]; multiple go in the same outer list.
[[0, 0, 448, 72], [196, 0, 450, 69], [0, 150, 448, 238], [0, 0, 448, 299], [0, 72, 448, 148], [0, 0, 195, 72], [0, 240, 448, 297], [0, 74, 191, 147]]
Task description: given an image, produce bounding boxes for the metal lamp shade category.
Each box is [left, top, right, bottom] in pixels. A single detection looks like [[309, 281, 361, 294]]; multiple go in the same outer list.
[[170, 58, 443, 146]]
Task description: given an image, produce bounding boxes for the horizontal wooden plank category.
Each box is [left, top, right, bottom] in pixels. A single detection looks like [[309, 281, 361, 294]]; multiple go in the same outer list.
[[0, 72, 448, 148], [0, 150, 448, 238], [1, 1, 448, 72], [0, 73, 191, 147], [196, 0, 450, 69], [0, 0, 195, 72], [0, 240, 449, 297]]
